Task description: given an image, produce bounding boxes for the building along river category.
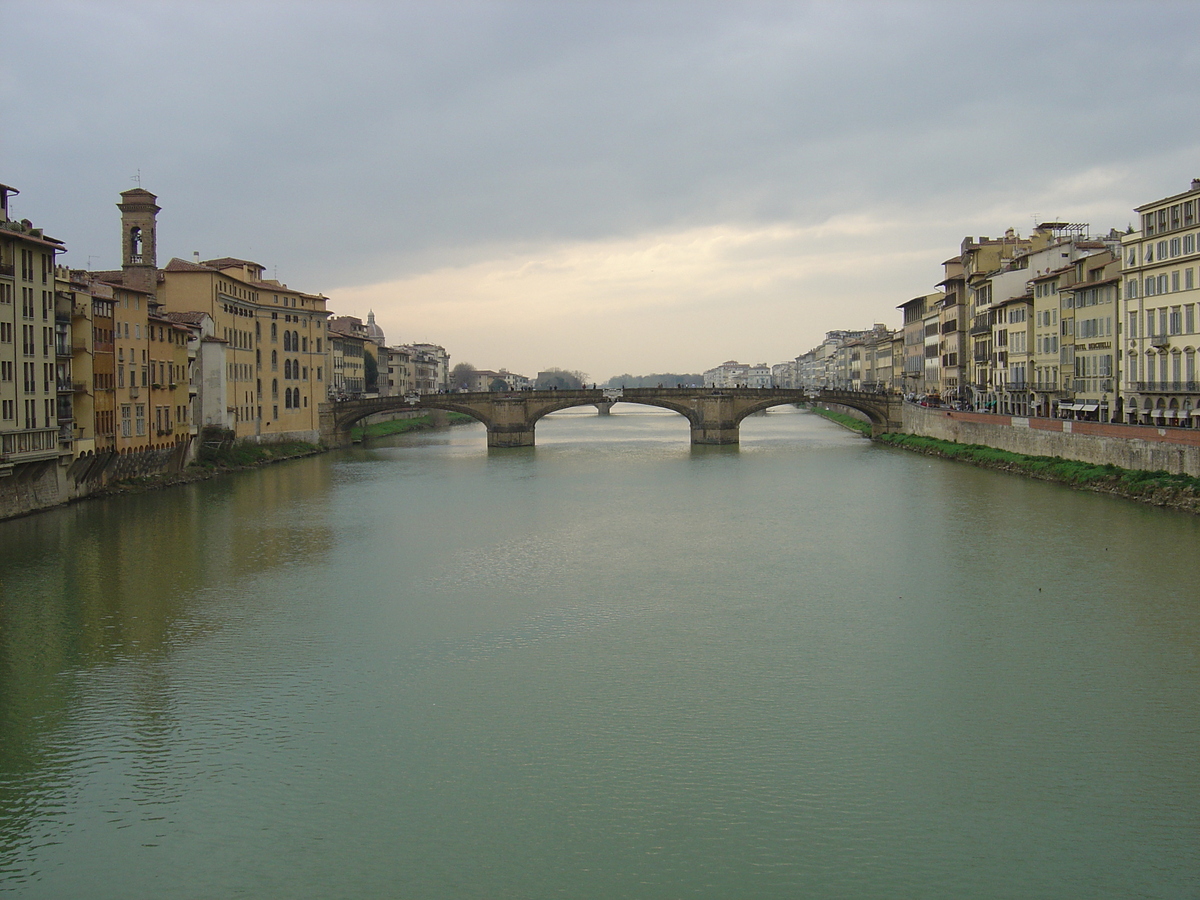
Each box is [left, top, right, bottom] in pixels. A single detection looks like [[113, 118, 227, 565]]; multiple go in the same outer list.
[[1, 404, 1198, 899]]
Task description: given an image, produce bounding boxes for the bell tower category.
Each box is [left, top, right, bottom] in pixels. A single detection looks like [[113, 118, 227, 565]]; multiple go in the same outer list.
[[117, 188, 160, 293]]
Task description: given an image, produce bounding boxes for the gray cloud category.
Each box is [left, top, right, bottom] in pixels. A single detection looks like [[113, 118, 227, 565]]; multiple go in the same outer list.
[[4, 1, 1200, 364]]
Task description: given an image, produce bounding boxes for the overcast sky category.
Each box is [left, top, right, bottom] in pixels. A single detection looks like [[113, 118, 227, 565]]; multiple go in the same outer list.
[[4, 1, 1200, 381]]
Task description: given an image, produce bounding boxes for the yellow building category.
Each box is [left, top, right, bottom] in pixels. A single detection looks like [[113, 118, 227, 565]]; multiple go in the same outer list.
[[90, 190, 192, 452], [158, 256, 329, 441], [1122, 179, 1200, 426], [1059, 251, 1120, 422], [0, 183, 68, 470], [328, 316, 367, 398]]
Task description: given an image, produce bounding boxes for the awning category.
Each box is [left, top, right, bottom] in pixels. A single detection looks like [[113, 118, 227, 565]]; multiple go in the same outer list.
[[1150, 409, 1167, 417], [1078, 403, 1099, 412], [1057, 403, 1075, 412], [1189, 409, 1200, 417]]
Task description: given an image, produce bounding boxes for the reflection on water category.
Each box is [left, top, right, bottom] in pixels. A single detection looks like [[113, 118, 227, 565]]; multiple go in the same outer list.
[[2, 405, 1199, 899]]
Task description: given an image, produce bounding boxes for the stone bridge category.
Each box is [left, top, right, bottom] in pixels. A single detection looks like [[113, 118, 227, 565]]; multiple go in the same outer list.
[[319, 388, 903, 448]]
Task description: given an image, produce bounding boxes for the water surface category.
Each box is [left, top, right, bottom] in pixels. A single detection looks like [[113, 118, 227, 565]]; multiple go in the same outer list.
[[2, 405, 1197, 898]]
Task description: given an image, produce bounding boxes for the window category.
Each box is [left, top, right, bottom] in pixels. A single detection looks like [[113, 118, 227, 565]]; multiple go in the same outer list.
[[1171, 237, 1181, 258], [121, 405, 132, 437], [135, 405, 145, 435], [1186, 233, 1196, 255]]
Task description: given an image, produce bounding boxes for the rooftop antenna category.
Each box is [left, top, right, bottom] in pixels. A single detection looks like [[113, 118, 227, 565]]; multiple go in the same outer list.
[[131, 169, 142, 187], [86, 255, 97, 269]]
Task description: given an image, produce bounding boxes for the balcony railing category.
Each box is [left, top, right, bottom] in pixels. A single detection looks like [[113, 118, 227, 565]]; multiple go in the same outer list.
[[1149, 334, 1170, 348], [1134, 381, 1200, 392]]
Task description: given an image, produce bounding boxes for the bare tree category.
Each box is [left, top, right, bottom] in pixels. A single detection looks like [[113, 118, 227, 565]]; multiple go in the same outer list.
[[450, 362, 476, 391]]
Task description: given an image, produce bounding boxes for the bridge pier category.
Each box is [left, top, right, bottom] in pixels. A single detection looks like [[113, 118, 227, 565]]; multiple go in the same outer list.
[[687, 395, 741, 445], [487, 425, 536, 448]]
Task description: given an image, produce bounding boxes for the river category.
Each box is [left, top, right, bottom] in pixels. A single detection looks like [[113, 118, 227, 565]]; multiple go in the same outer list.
[[1, 404, 1198, 899]]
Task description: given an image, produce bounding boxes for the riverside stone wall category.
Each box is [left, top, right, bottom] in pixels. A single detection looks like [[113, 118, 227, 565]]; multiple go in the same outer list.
[[903, 404, 1200, 478], [0, 440, 192, 521]]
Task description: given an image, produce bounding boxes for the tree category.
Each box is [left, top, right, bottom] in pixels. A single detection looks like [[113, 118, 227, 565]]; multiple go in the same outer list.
[[489, 377, 509, 392], [364, 351, 379, 392], [536, 368, 587, 390], [450, 362, 476, 392]]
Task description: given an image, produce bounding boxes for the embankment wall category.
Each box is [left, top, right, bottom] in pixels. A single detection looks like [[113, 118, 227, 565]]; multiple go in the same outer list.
[[0, 441, 191, 520], [903, 405, 1200, 477]]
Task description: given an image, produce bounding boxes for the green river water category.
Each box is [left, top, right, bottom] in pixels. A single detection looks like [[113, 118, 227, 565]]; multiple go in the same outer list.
[[1, 405, 1198, 898]]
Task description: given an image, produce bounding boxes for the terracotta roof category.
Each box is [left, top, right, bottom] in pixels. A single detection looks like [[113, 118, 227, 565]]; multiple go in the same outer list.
[[163, 257, 217, 273], [201, 257, 262, 270], [163, 310, 210, 325]]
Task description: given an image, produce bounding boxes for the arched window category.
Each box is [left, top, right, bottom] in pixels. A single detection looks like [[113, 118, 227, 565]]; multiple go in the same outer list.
[[284, 359, 292, 379], [284, 331, 292, 351], [292, 331, 299, 350], [272, 378, 278, 398], [271, 349, 277, 370]]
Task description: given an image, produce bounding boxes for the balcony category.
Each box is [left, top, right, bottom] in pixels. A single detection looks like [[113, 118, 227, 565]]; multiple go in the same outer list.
[[1134, 381, 1200, 393], [0, 263, 13, 277], [0, 428, 63, 464], [56, 379, 73, 393], [1149, 334, 1170, 348], [72, 381, 89, 393]]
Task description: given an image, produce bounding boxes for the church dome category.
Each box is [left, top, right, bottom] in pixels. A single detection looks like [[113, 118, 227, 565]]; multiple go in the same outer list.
[[365, 310, 385, 344]]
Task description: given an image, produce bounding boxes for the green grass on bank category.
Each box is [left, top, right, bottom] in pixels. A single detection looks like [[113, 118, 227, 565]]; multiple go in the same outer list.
[[806, 405, 872, 436], [876, 432, 1200, 498], [195, 438, 320, 469], [350, 412, 475, 441]]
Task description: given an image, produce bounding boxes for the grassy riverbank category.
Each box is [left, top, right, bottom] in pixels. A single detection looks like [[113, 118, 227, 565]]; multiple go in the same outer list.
[[877, 432, 1200, 513], [806, 405, 872, 435], [350, 411, 475, 441]]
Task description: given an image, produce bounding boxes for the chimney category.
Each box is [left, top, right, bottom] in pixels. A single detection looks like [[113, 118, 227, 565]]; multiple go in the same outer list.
[[1191, 178, 1200, 192]]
